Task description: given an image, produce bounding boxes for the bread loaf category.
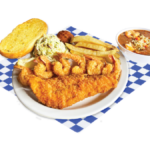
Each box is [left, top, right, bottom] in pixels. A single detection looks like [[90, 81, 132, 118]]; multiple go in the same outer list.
[[0, 18, 48, 58]]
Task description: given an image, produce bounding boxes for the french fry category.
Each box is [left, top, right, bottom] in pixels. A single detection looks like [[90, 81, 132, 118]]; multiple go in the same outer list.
[[107, 45, 119, 51], [70, 35, 112, 48], [70, 50, 106, 62], [75, 42, 106, 51], [70, 50, 120, 64], [114, 52, 120, 59], [84, 54, 106, 63], [70, 50, 84, 56], [66, 43, 117, 57], [118, 59, 121, 64]]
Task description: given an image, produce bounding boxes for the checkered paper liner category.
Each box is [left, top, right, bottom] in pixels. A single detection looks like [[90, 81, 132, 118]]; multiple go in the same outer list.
[[1, 26, 150, 133]]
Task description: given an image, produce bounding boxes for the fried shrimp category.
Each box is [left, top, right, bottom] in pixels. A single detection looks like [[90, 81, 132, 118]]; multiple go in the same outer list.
[[53, 57, 71, 76], [99, 55, 114, 75], [33, 56, 53, 79], [108, 55, 121, 80], [40, 56, 51, 71], [58, 53, 86, 74], [102, 55, 121, 80], [84, 55, 105, 75], [102, 63, 113, 75]]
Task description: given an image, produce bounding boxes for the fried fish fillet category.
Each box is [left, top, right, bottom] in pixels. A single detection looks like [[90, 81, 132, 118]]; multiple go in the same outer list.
[[27, 73, 118, 109]]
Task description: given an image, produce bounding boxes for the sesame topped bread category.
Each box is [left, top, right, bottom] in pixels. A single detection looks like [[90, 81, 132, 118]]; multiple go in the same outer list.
[[0, 18, 48, 58]]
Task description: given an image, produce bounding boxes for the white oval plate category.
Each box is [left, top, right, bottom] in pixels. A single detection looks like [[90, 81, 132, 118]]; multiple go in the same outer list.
[[12, 51, 128, 119]]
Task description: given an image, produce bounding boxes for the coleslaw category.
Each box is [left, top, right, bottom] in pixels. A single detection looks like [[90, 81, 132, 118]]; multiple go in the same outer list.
[[34, 34, 69, 61]]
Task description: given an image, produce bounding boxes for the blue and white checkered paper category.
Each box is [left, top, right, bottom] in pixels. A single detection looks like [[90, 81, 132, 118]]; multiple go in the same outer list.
[[0, 26, 150, 133]]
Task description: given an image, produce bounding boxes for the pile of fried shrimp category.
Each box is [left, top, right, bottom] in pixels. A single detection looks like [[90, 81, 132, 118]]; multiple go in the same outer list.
[[14, 53, 115, 86]]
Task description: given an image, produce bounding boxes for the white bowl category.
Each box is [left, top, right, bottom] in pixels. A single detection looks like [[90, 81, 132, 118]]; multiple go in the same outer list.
[[116, 27, 150, 64]]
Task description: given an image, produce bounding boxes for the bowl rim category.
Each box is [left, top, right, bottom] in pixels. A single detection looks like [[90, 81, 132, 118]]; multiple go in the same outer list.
[[116, 27, 150, 57]]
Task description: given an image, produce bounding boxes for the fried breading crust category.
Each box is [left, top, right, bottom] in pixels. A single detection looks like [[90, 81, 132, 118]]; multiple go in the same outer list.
[[27, 74, 118, 109]]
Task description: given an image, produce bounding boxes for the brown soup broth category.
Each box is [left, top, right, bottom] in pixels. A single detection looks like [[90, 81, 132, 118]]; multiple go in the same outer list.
[[118, 30, 150, 55]]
